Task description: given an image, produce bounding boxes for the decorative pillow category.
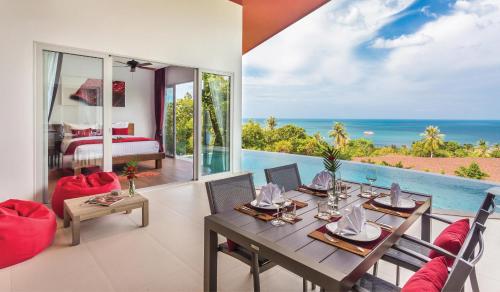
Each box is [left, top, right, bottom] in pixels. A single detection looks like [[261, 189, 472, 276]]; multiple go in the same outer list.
[[112, 127, 129, 135], [429, 218, 470, 266], [402, 256, 448, 292], [71, 128, 92, 138], [91, 128, 103, 136]]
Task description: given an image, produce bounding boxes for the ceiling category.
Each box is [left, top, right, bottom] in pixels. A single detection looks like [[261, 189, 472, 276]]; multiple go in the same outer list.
[[230, 0, 330, 53]]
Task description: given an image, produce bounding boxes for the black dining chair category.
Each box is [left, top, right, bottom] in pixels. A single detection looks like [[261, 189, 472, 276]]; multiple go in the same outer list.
[[377, 188, 497, 289], [264, 163, 302, 191], [205, 173, 275, 292], [354, 221, 487, 292]]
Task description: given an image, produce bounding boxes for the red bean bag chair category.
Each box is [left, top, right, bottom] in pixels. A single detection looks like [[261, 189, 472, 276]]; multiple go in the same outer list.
[[51, 172, 121, 218], [0, 199, 56, 268]]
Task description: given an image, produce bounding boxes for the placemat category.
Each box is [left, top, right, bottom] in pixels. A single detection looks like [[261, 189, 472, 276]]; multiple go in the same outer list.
[[234, 200, 308, 223], [363, 199, 424, 218], [308, 223, 392, 257]]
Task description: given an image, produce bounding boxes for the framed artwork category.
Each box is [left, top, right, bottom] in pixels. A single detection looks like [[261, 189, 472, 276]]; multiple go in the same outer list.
[[112, 81, 125, 107], [62, 78, 125, 107]]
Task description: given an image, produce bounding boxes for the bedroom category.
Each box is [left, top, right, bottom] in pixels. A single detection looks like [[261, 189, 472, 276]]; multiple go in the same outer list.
[[45, 51, 200, 197]]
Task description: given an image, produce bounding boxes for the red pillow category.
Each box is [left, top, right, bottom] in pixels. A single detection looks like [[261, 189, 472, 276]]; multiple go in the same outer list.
[[402, 256, 448, 292], [71, 128, 92, 137], [429, 218, 469, 266], [112, 127, 128, 135]]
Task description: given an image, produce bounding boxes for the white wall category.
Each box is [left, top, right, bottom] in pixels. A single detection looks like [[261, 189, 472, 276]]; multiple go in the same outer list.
[[112, 67, 155, 138], [0, 0, 242, 201]]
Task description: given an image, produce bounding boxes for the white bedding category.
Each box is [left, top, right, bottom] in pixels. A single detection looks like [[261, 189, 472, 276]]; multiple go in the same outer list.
[[61, 135, 160, 164]]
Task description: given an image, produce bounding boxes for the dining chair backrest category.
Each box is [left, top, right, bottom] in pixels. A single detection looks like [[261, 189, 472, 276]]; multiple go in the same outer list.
[[264, 163, 302, 192], [205, 173, 257, 215], [472, 188, 498, 226], [442, 222, 486, 292]]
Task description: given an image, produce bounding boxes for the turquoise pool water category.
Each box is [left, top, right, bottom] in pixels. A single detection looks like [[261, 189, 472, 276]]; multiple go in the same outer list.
[[241, 150, 499, 213]]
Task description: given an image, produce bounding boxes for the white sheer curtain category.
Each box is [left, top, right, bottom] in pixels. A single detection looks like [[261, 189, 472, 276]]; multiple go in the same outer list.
[[43, 51, 62, 121]]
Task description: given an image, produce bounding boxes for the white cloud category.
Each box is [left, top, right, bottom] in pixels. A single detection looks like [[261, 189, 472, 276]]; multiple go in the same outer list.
[[243, 0, 500, 119], [371, 34, 433, 48]]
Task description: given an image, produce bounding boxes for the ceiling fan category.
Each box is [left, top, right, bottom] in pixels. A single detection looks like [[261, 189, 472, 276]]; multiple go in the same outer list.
[[114, 59, 155, 72]]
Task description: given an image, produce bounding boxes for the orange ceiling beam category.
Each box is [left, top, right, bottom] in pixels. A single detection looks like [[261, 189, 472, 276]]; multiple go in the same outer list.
[[231, 0, 330, 54]]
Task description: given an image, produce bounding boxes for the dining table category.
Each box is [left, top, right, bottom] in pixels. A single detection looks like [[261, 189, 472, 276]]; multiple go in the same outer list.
[[204, 181, 432, 291]]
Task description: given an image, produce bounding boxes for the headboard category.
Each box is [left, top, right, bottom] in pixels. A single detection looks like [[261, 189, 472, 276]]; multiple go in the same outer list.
[[128, 123, 135, 135]]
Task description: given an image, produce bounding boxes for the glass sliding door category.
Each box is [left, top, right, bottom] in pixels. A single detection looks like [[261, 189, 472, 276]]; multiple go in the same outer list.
[[200, 72, 231, 175], [43, 50, 106, 197], [164, 86, 175, 157]]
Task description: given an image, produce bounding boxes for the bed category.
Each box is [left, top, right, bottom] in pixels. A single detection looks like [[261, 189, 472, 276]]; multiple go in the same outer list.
[[60, 123, 165, 175]]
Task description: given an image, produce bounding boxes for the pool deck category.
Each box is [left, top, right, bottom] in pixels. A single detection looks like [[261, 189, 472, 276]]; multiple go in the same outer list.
[[1, 180, 499, 291]]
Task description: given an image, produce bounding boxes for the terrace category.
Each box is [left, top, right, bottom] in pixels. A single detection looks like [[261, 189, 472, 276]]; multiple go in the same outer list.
[[1, 0, 499, 291]]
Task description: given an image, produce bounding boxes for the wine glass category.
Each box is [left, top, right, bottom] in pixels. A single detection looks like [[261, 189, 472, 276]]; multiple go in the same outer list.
[[366, 168, 378, 197], [271, 193, 286, 226]]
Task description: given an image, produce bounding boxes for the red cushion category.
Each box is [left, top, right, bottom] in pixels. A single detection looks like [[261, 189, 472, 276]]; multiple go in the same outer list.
[[112, 127, 128, 135], [402, 256, 448, 292], [51, 172, 121, 218], [71, 128, 92, 138], [429, 218, 469, 266], [0, 199, 56, 268], [227, 239, 238, 252]]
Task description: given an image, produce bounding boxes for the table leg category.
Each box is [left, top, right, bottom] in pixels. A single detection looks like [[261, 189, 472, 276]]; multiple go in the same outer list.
[[204, 225, 218, 292], [63, 207, 70, 228], [142, 201, 149, 227], [421, 205, 432, 242], [72, 216, 81, 246], [125, 210, 132, 214]]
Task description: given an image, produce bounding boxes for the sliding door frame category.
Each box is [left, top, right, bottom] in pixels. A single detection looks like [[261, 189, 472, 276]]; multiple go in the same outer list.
[[34, 42, 113, 203], [195, 69, 234, 180]]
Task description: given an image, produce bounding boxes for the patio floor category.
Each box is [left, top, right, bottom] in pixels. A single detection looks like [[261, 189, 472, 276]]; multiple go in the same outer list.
[[1, 181, 499, 291]]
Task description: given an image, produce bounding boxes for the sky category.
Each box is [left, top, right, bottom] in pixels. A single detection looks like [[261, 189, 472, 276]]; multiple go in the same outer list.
[[242, 0, 500, 120]]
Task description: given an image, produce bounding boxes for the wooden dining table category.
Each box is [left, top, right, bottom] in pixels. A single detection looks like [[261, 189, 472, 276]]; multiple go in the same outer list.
[[204, 181, 432, 291]]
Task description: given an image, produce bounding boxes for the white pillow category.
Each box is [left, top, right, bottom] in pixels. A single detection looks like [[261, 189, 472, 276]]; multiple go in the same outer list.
[[112, 122, 129, 129], [63, 122, 97, 134]]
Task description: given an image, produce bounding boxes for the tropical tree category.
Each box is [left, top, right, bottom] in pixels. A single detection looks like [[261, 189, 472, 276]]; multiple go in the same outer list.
[[266, 116, 277, 131], [420, 125, 445, 158], [329, 122, 349, 150], [476, 139, 489, 157], [242, 120, 265, 149]]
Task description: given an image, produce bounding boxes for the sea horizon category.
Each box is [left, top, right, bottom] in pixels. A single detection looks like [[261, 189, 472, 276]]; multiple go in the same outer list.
[[242, 118, 500, 146]]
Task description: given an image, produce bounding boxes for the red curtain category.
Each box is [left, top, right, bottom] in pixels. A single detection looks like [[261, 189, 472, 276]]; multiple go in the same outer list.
[[154, 68, 166, 152]]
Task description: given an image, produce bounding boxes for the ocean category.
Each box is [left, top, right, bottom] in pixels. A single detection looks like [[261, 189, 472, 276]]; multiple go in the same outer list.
[[243, 119, 500, 146]]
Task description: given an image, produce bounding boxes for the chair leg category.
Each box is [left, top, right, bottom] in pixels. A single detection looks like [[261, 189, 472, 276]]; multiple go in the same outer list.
[[470, 267, 480, 292], [251, 252, 260, 292], [396, 265, 401, 286], [372, 261, 378, 276], [312, 283, 316, 290], [303, 279, 307, 292]]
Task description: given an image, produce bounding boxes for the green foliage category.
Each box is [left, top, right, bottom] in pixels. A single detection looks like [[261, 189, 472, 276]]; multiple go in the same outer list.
[[266, 116, 277, 130], [455, 162, 489, 180], [273, 140, 293, 153], [329, 122, 349, 149], [344, 138, 375, 158], [321, 145, 342, 174], [175, 94, 194, 155], [420, 125, 445, 157], [242, 120, 265, 149]]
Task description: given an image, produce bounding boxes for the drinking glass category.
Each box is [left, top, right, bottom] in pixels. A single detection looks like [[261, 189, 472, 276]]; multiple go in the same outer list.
[[365, 168, 378, 197], [271, 194, 286, 226], [327, 180, 341, 216], [317, 200, 330, 220]]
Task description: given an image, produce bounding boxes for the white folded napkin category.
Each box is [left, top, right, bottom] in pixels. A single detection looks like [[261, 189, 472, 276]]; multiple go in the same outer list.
[[390, 183, 402, 207], [312, 170, 332, 189], [256, 183, 282, 206], [336, 204, 366, 235]]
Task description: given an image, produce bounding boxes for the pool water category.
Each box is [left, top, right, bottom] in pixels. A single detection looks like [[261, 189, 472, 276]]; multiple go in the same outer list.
[[241, 150, 499, 213]]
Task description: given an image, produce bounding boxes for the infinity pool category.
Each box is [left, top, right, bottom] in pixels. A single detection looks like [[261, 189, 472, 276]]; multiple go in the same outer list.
[[241, 150, 499, 214]]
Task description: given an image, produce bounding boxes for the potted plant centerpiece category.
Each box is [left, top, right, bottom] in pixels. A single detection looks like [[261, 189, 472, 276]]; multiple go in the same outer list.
[[321, 145, 342, 187], [123, 161, 138, 197]]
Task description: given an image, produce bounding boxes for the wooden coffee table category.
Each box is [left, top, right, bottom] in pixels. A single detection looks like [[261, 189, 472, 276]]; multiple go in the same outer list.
[[63, 193, 149, 246]]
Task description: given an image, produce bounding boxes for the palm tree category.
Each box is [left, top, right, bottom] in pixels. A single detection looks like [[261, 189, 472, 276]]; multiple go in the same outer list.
[[266, 116, 277, 131], [329, 122, 349, 149], [420, 125, 445, 158], [476, 139, 489, 157]]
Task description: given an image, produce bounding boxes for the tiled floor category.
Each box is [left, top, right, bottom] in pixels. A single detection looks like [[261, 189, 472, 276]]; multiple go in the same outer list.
[[2, 181, 500, 292]]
